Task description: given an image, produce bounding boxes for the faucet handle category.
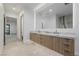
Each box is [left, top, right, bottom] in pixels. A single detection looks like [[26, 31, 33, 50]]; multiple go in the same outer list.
[[56, 29, 57, 32]]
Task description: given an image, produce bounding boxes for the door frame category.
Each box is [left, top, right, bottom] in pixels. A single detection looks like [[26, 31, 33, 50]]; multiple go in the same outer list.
[[4, 15, 6, 46], [20, 14, 24, 41]]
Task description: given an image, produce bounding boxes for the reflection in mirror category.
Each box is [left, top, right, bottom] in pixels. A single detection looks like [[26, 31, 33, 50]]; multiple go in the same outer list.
[[5, 24, 10, 35], [56, 3, 73, 29], [36, 3, 73, 30], [56, 15, 72, 28]]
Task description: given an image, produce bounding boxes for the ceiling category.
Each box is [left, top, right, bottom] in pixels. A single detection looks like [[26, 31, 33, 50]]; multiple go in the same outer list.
[[3, 3, 72, 19], [5, 16, 17, 24], [4, 3, 40, 15], [38, 3, 73, 17]]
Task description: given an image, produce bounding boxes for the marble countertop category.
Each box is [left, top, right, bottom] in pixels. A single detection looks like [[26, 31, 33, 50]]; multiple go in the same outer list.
[[31, 31, 75, 39]]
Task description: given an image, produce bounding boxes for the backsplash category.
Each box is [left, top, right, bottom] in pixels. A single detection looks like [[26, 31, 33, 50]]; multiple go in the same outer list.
[[35, 29, 75, 35]]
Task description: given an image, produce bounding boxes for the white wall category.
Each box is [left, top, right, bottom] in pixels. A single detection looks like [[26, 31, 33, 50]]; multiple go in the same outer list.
[[5, 11, 17, 18], [0, 4, 4, 48], [23, 8, 34, 43], [17, 13, 21, 40], [17, 8, 34, 42], [17, 11, 24, 40], [73, 3, 79, 56]]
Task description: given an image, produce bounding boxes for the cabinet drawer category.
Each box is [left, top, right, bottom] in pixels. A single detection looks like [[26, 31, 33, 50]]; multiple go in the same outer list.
[[40, 35, 49, 47], [63, 39, 74, 44], [64, 49, 74, 56], [63, 39, 74, 56]]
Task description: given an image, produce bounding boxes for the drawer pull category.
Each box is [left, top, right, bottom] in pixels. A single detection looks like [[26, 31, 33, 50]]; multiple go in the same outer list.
[[64, 50, 70, 53], [64, 44, 70, 47], [64, 39, 71, 42]]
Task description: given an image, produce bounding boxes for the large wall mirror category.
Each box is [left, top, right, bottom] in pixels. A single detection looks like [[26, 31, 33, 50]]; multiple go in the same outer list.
[[36, 3, 73, 29]]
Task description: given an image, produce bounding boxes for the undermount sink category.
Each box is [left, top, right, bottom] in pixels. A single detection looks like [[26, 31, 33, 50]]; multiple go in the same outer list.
[[37, 31, 50, 33], [37, 31, 60, 34], [53, 32, 60, 34]]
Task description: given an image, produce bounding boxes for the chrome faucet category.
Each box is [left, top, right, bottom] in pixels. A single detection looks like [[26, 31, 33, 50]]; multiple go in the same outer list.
[[55, 29, 57, 33], [53, 29, 59, 34], [41, 22, 44, 29]]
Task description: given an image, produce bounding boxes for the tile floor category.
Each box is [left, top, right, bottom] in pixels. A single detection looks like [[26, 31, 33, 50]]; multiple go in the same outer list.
[[5, 34, 17, 44], [0, 40, 63, 56]]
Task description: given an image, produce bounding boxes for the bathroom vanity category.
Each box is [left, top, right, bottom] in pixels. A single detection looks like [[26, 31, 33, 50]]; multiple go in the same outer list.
[[33, 3, 74, 56], [30, 32, 74, 56]]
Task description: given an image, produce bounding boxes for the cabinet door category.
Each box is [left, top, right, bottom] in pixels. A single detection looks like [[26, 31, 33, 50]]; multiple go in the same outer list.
[[30, 33, 33, 40], [30, 33, 36, 41], [40, 35, 46, 46], [48, 36, 55, 50], [63, 39, 74, 56], [40, 35, 47, 46], [54, 37, 64, 54], [30, 33, 40, 43], [32, 33, 37, 42], [46, 36, 51, 49], [52, 37, 56, 50], [55, 37, 60, 52], [40, 35, 50, 47], [44, 35, 50, 48], [35, 34, 40, 44], [59, 38, 64, 54], [49, 37, 64, 54]]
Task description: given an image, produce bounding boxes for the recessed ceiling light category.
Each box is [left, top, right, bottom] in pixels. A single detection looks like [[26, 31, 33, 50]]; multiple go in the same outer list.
[[49, 9, 53, 12], [12, 8, 16, 10]]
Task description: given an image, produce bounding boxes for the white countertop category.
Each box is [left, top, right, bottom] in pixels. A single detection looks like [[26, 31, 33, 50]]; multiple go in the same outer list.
[[31, 31, 76, 39]]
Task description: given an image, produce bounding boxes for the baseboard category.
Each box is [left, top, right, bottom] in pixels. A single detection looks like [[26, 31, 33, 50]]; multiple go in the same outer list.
[[0, 45, 4, 49], [23, 39, 31, 44], [75, 52, 79, 56]]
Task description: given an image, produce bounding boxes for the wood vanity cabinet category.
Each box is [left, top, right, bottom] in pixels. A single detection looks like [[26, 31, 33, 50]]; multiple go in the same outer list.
[[50, 37, 64, 54], [40, 35, 50, 48], [48, 36, 56, 50], [55, 37, 62, 52], [35, 34, 40, 44], [30, 33, 74, 56], [40, 35, 54, 50], [63, 38, 74, 56], [59, 38, 64, 54], [30, 33, 40, 44], [30, 33, 36, 41], [43, 36, 53, 49], [40, 35, 46, 46]]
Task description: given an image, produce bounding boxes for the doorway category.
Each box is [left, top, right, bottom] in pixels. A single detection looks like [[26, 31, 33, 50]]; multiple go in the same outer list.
[[20, 14, 24, 41], [4, 16, 17, 45]]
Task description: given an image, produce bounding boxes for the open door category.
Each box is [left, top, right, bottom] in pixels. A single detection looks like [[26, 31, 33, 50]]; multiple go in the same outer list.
[[20, 15, 24, 41], [4, 15, 6, 46]]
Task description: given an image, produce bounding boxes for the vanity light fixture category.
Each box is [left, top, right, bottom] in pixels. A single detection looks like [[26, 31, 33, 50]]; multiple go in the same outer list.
[[64, 3, 70, 5]]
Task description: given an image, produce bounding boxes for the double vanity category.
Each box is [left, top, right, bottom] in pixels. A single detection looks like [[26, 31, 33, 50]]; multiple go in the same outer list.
[[32, 3, 74, 56], [30, 31, 75, 56]]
